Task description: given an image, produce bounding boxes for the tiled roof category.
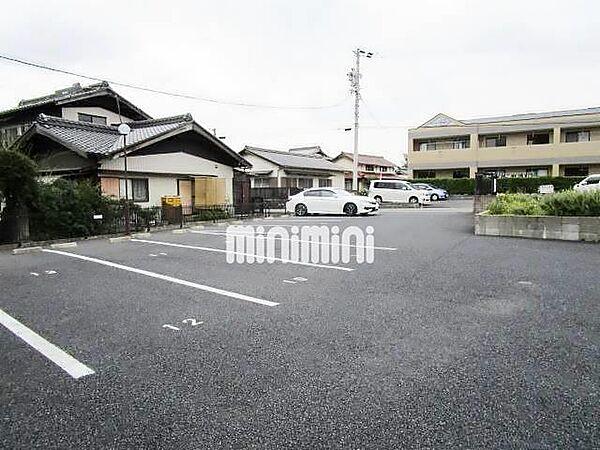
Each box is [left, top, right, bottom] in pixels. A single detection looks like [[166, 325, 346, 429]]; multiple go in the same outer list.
[[242, 146, 344, 171], [288, 146, 328, 157], [337, 152, 397, 167], [0, 82, 152, 120], [29, 113, 193, 156]]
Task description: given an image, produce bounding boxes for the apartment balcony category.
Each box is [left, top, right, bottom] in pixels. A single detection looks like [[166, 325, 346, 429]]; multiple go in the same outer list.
[[409, 140, 600, 170]]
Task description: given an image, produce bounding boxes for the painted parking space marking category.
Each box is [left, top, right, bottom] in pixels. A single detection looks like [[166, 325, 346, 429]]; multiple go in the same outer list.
[[43, 249, 279, 307], [30, 272, 39, 277], [162, 324, 180, 331], [0, 307, 95, 379], [283, 280, 296, 284], [131, 238, 355, 272], [189, 230, 396, 251], [292, 277, 308, 282]]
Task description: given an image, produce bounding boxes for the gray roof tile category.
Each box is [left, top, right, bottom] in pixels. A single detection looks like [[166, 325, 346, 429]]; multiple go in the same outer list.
[[243, 146, 344, 171]]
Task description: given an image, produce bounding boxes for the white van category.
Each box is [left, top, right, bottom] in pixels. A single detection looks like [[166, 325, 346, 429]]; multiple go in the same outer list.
[[574, 175, 600, 192], [368, 180, 431, 204]]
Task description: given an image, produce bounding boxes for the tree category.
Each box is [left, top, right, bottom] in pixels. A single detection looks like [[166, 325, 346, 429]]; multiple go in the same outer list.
[[0, 150, 38, 242]]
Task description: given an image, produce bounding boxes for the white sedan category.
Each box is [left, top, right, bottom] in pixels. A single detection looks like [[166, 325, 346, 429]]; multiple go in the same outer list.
[[286, 188, 379, 216]]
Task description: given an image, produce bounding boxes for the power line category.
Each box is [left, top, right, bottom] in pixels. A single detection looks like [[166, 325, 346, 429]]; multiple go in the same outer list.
[[0, 54, 350, 110]]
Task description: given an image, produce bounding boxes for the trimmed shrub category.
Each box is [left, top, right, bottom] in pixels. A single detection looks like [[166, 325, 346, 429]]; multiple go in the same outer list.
[[408, 176, 584, 195], [486, 190, 600, 216], [497, 176, 584, 194], [486, 194, 545, 216], [541, 190, 600, 216], [408, 178, 475, 195]]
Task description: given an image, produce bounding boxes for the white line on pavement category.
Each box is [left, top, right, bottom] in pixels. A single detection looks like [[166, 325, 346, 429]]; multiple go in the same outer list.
[[189, 230, 397, 251], [131, 239, 355, 272], [0, 307, 95, 379], [43, 249, 278, 307]]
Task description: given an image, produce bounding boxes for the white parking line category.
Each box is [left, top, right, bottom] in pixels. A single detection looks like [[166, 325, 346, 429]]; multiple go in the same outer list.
[[43, 249, 278, 307], [0, 307, 95, 379], [189, 230, 397, 251], [131, 239, 355, 272]]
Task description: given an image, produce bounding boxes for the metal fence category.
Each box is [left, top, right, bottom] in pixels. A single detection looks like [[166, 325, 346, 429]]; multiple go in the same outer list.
[[250, 187, 300, 209], [181, 202, 269, 225]]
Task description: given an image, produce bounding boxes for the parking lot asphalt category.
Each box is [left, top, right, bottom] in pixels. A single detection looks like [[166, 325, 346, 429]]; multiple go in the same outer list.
[[1, 199, 599, 449]]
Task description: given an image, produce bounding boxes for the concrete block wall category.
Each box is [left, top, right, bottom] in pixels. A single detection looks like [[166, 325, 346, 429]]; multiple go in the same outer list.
[[475, 214, 600, 242]]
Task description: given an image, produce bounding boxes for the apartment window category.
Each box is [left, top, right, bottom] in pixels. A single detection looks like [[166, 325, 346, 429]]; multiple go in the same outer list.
[[564, 165, 589, 177], [525, 168, 548, 178], [451, 140, 468, 149], [485, 135, 506, 147], [78, 113, 107, 125], [318, 178, 332, 187], [453, 169, 469, 179], [565, 130, 590, 143], [527, 133, 550, 145], [364, 165, 375, 172], [414, 170, 436, 179], [119, 178, 149, 202]]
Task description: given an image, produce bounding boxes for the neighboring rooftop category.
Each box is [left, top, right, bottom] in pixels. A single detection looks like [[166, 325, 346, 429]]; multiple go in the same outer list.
[[288, 146, 329, 158], [242, 146, 344, 171], [15, 113, 249, 167], [334, 152, 397, 168], [419, 106, 600, 128], [0, 82, 152, 121]]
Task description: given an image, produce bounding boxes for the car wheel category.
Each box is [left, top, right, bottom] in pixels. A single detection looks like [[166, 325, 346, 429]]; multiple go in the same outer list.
[[408, 196, 419, 204], [343, 202, 358, 215], [295, 203, 308, 216], [430, 193, 439, 201], [374, 195, 382, 204]]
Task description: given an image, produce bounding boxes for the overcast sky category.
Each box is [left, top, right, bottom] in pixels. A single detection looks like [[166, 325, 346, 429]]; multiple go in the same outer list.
[[1, 0, 600, 164]]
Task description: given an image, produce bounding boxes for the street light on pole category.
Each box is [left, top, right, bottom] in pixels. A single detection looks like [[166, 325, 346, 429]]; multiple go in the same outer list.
[[348, 48, 373, 192], [117, 123, 131, 235]]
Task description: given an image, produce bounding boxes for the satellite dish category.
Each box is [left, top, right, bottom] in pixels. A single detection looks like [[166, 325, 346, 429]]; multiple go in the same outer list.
[[117, 123, 131, 135]]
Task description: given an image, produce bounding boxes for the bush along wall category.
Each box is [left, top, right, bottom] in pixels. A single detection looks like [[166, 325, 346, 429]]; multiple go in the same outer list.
[[408, 176, 585, 195], [486, 191, 600, 217]]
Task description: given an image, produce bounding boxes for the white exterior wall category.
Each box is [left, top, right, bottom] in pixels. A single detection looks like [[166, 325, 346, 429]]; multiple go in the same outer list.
[[100, 152, 234, 205], [61, 107, 132, 124], [242, 153, 345, 188]]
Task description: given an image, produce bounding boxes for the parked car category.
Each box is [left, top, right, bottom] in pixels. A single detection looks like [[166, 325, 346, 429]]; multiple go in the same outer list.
[[368, 180, 431, 205], [286, 188, 379, 216], [410, 183, 449, 201], [574, 175, 600, 192]]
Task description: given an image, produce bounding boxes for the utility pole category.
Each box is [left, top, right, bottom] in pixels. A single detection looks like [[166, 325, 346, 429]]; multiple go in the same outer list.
[[348, 48, 373, 192]]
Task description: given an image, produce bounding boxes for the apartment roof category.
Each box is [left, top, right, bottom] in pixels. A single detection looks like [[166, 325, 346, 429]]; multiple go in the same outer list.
[[14, 113, 250, 166], [241, 146, 344, 171], [0, 82, 152, 121], [419, 106, 600, 128], [334, 152, 397, 167]]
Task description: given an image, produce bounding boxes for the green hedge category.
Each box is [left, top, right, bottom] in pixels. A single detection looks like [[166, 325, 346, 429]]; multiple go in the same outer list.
[[409, 176, 585, 195], [486, 191, 600, 216]]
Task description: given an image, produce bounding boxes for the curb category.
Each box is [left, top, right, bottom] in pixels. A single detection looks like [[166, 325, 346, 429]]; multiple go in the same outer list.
[[109, 236, 132, 243], [172, 229, 187, 234], [50, 242, 77, 249], [132, 232, 151, 238], [12, 246, 43, 255]]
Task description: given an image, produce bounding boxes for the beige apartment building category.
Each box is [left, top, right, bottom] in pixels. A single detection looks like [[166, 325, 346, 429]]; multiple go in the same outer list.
[[407, 107, 600, 179]]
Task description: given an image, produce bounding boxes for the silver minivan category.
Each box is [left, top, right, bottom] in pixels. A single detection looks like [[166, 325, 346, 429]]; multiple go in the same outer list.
[[368, 180, 431, 204]]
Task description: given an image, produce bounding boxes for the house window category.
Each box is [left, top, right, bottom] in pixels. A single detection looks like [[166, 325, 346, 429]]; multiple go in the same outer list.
[[254, 177, 273, 188], [565, 130, 590, 143], [319, 178, 332, 187], [298, 178, 314, 189], [78, 113, 107, 125], [119, 178, 149, 202], [527, 133, 550, 145], [485, 135, 506, 147], [365, 165, 375, 172]]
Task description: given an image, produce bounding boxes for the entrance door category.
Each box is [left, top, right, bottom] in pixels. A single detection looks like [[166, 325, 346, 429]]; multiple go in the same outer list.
[[178, 179, 193, 208]]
